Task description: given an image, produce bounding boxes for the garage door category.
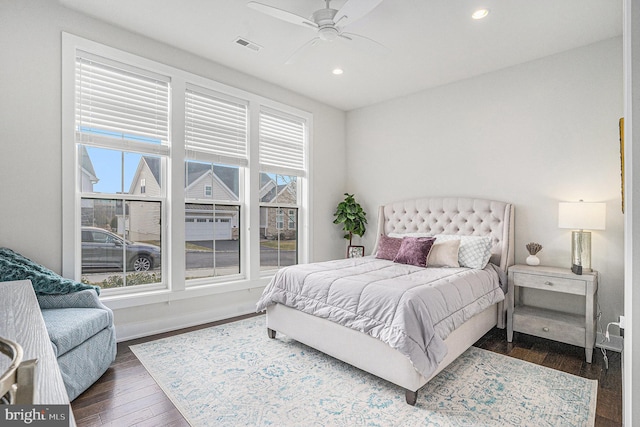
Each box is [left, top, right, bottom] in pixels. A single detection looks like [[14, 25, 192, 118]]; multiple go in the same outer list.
[[185, 218, 231, 241]]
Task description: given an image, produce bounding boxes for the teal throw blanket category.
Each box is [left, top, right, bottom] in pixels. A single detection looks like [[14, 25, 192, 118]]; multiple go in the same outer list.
[[0, 247, 100, 295]]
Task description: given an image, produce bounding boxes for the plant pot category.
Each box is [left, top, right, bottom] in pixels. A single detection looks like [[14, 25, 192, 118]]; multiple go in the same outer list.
[[526, 255, 540, 266]]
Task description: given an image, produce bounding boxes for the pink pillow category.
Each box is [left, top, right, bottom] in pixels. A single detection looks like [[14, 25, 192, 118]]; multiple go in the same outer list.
[[393, 237, 436, 267], [375, 234, 403, 260]]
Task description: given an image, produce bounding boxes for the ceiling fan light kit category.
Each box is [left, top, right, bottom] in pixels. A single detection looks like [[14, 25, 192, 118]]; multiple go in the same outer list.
[[318, 26, 339, 42], [247, 0, 386, 63]]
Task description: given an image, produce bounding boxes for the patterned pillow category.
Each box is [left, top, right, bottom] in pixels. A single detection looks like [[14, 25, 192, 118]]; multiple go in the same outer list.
[[393, 237, 436, 268], [426, 239, 460, 268], [433, 235, 493, 269], [375, 235, 403, 261]]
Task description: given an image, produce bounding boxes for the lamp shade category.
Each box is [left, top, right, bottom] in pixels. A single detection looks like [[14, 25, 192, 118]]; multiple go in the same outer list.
[[558, 202, 606, 230]]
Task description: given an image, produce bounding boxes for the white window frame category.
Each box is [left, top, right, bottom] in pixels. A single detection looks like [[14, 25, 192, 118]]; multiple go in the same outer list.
[[204, 185, 212, 197], [61, 33, 312, 308]]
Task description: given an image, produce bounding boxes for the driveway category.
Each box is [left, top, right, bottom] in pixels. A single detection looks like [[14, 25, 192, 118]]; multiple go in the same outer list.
[[186, 240, 296, 268]]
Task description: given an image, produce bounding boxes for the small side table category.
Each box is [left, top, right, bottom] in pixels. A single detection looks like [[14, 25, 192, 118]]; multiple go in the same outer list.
[[506, 264, 598, 363]]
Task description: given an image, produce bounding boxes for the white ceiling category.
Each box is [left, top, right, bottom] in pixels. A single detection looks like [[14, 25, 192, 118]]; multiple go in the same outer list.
[[59, 0, 622, 111]]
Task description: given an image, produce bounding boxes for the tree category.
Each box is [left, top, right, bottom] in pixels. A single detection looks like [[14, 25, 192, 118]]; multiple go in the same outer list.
[[333, 193, 367, 245]]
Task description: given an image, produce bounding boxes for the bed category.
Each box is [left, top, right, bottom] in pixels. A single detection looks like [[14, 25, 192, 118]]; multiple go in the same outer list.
[[256, 197, 515, 405]]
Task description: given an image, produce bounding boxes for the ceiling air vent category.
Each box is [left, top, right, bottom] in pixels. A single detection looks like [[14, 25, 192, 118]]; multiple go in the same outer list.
[[234, 37, 262, 53]]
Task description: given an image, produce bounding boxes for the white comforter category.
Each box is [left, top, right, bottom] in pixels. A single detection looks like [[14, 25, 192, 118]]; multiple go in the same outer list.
[[256, 256, 505, 379]]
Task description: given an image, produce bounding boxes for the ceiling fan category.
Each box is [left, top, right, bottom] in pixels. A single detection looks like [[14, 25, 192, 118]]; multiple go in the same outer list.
[[247, 0, 387, 64]]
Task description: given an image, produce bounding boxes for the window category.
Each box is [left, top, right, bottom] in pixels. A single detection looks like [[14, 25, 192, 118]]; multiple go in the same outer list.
[[63, 34, 310, 297], [276, 209, 284, 230], [74, 51, 168, 290], [259, 172, 300, 270], [258, 109, 304, 271], [288, 209, 297, 230], [184, 85, 246, 282]]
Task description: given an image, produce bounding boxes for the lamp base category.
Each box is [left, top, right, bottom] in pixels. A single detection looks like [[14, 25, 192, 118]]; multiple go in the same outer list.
[[570, 230, 592, 273], [571, 264, 583, 275]]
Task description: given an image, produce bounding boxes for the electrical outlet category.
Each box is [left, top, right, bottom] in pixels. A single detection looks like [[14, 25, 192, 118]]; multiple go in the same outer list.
[[619, 315, 626, 329]]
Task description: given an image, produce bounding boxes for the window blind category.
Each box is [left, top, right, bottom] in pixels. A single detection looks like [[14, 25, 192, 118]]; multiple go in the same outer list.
[[75, 53, 169, 145], [185, 87, 248, 167], [259, 110, 306, 177]]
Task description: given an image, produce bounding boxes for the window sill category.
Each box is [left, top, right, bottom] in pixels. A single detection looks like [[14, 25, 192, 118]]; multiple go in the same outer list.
[[101, 276, 272, 310]]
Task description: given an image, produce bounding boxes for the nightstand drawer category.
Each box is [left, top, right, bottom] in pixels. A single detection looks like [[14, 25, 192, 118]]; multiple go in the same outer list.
[[513, 306, 585, 348], [512, 272, 586, 295]]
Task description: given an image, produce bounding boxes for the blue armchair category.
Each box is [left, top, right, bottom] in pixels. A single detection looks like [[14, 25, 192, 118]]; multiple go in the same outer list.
[[37, 290, 116, 401], [0, 248, 116, 401]]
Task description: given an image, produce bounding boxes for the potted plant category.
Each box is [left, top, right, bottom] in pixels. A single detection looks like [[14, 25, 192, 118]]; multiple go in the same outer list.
[[333, 193, 367, 248], [525, 242, 542, 266]]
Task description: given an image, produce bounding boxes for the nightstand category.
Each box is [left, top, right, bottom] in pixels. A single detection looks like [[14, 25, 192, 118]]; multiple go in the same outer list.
[[506, 264, 598, 363]]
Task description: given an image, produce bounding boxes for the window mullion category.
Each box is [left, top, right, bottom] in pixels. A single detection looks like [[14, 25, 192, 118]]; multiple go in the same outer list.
[[260, 202, 299, 209], [247, 102, 261, 279], [171, 79, 187, 292]]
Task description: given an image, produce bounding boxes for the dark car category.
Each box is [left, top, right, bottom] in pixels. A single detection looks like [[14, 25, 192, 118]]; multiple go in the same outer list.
[[81, 227, 161, 272]]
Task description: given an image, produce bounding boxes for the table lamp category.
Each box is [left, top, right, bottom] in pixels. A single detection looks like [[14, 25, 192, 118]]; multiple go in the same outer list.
[[558, 201, 606, 274]]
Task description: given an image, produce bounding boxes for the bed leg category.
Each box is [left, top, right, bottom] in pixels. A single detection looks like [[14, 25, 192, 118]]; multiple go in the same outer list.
[[405, 389, 418, 406], [267, 328, 276, 339]]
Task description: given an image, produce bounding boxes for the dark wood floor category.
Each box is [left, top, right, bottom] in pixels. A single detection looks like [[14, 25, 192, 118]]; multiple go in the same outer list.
[[71, 314, 622, 426]]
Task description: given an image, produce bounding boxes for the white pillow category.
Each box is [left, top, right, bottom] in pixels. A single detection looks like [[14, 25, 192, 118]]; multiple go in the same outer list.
[[433, 234, 493, 269], [426, 239, 460, 268], [388, 232, 431, 239]]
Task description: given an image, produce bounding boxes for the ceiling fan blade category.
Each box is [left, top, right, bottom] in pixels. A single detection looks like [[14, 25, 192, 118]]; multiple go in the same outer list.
[[339, 32, 389, 55], [285, 37, 321, 65], [333, 0, 384, 28], [247, 1, 318, 29]]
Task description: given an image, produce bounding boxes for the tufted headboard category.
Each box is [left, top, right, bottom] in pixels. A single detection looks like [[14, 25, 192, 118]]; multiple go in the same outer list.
[[373, 197, 515, 271]]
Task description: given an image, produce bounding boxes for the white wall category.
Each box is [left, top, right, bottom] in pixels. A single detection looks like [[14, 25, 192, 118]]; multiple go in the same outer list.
[[0, 0, 347, 339], [346, 38, 624, 330]]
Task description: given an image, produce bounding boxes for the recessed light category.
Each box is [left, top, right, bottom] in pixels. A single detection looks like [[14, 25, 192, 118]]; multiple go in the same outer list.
[[472, 9, 489, 20], [332, 68, 344, 75]]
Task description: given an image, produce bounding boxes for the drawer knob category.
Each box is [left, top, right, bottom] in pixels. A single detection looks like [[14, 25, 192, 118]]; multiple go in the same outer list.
[[542, 327, 550, 332], [544, 281, 553, 286]]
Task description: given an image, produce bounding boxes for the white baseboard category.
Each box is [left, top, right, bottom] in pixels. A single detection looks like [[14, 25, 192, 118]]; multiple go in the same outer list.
[[115, 311, 625, 353], [115, 301, 258, 342], [595, 332, 624, 352]]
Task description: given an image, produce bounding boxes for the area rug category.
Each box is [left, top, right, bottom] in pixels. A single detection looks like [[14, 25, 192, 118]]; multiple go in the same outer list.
[[130, 316, 597, 427]]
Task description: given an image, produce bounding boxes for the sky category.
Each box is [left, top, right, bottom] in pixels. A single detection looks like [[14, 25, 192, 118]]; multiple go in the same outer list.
[[83, 128, 294, 196], [86, 146, 143, 194]]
